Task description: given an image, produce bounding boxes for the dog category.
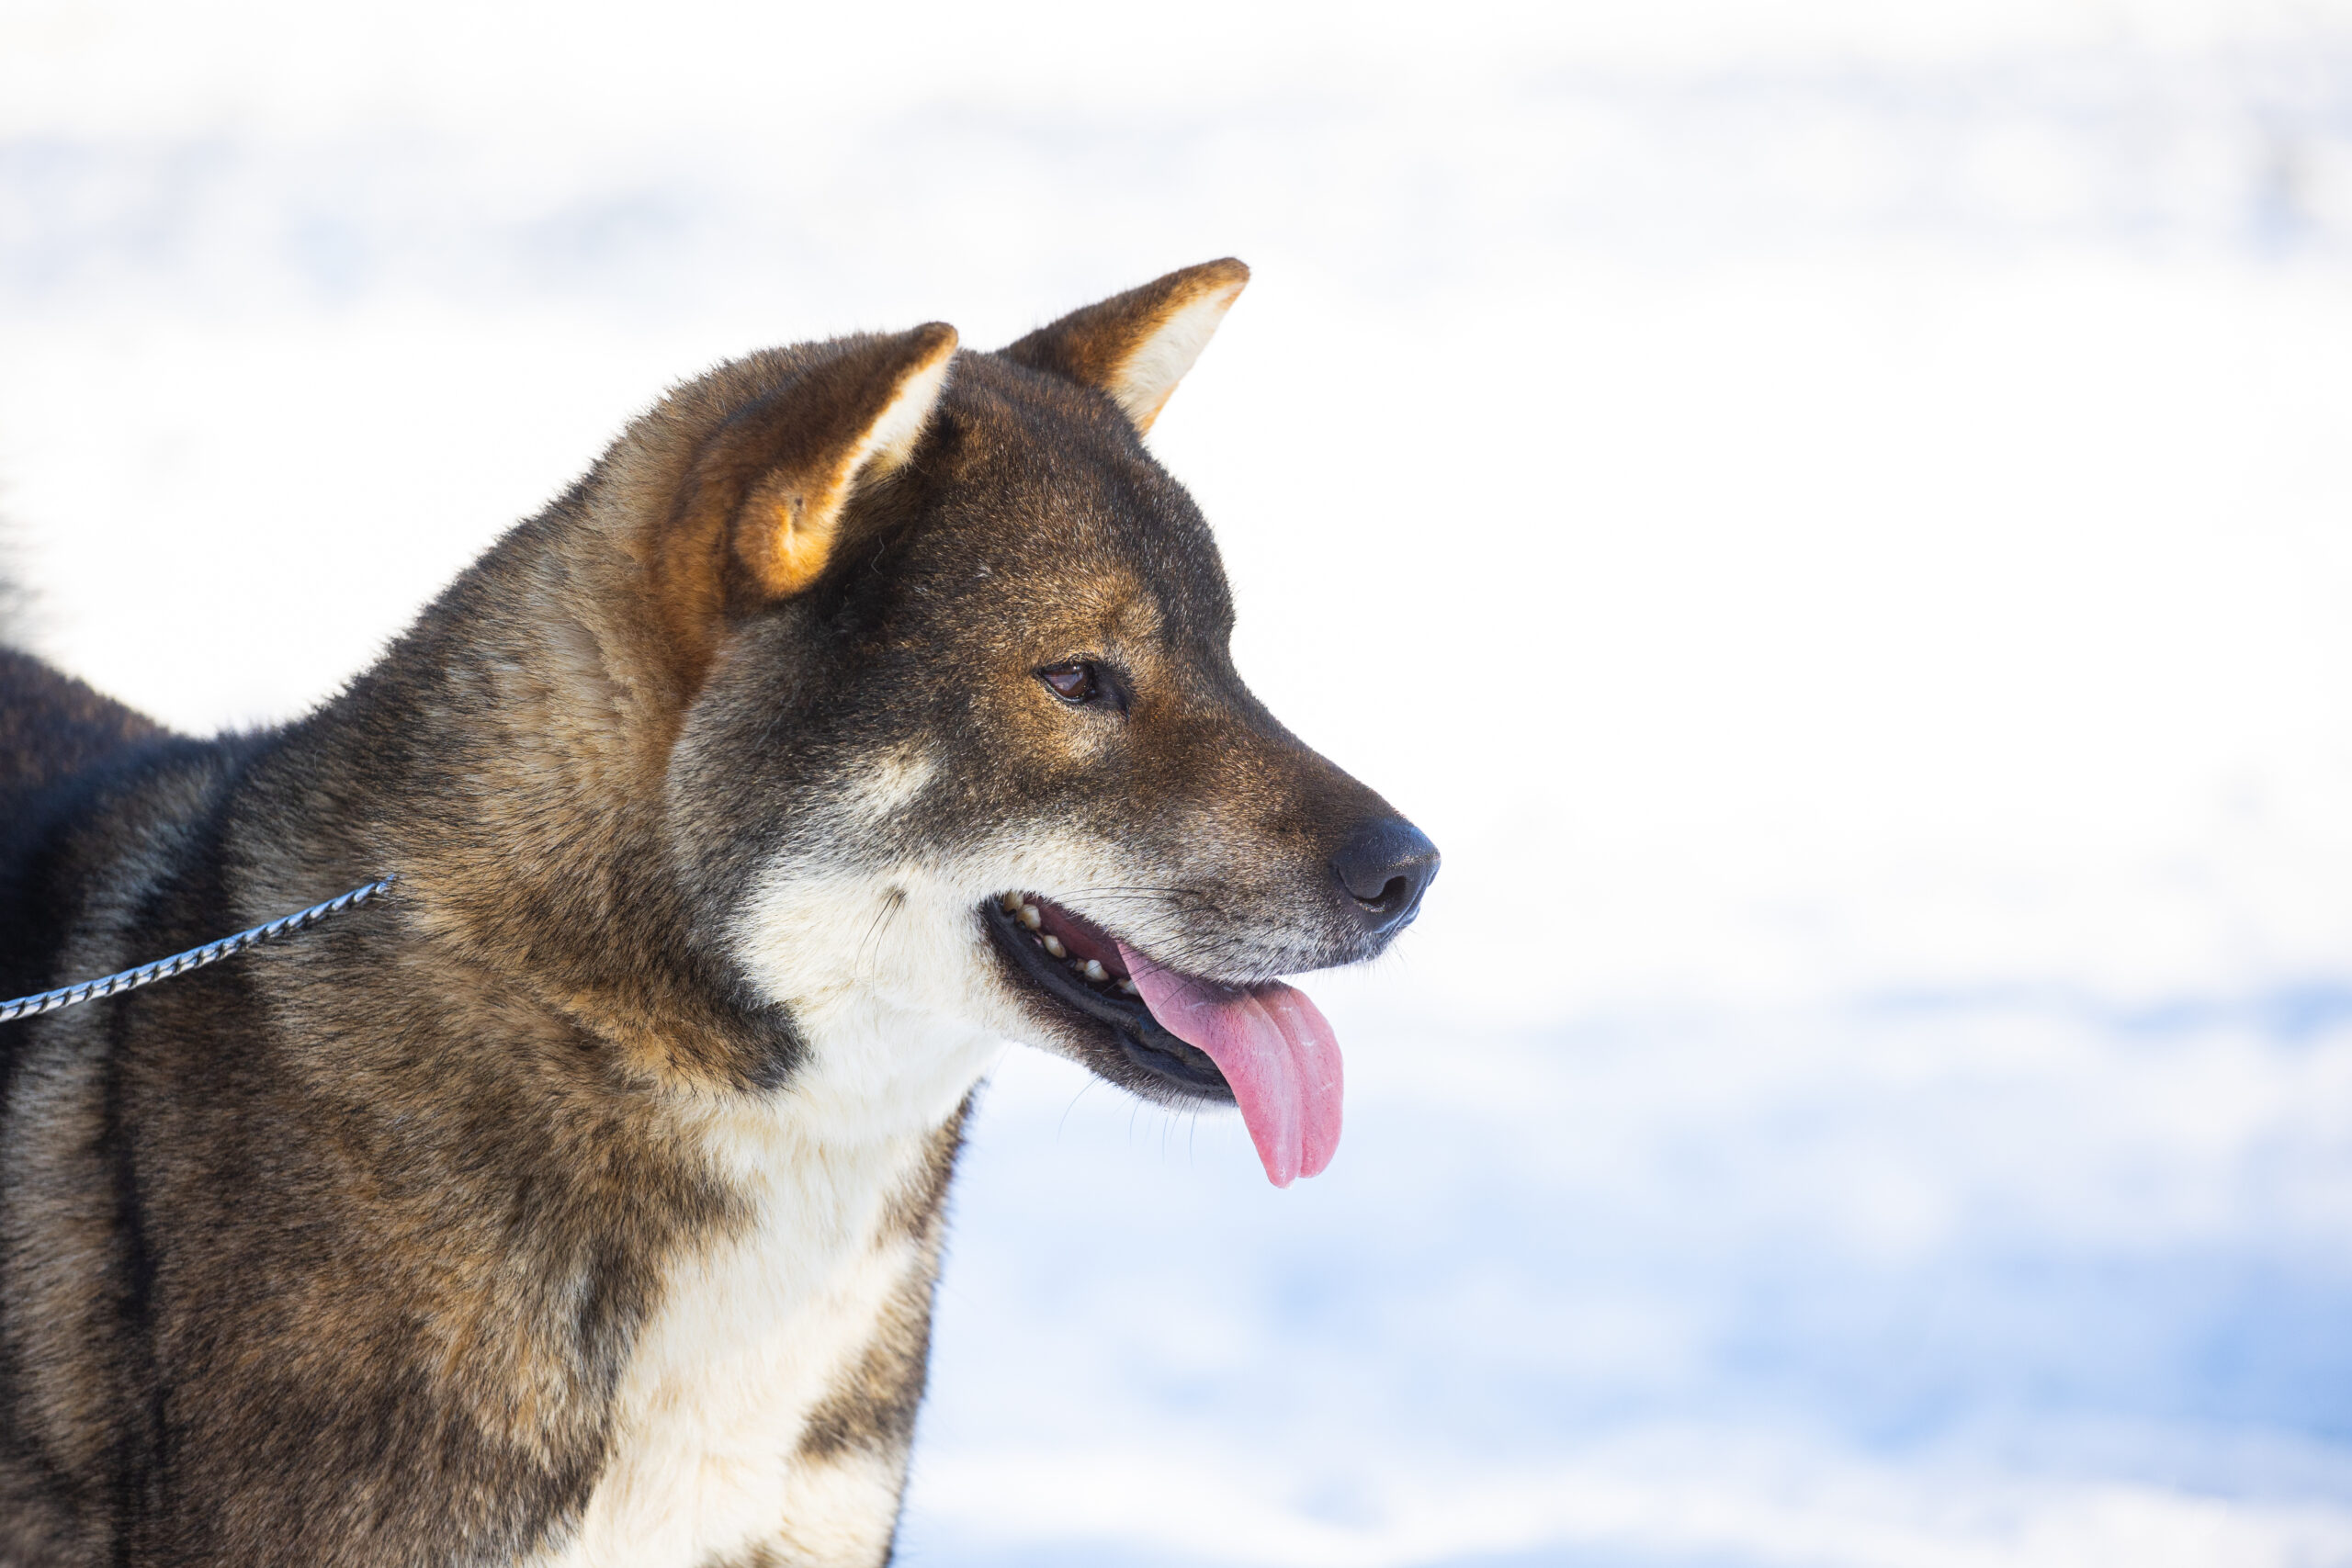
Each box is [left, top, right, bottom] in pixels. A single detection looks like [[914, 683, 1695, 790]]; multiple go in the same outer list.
[[0, 259, 1437, 1566]]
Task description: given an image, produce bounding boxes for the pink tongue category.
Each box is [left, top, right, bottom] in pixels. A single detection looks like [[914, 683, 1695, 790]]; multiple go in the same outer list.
[[1114, 941, 1343, 1188]]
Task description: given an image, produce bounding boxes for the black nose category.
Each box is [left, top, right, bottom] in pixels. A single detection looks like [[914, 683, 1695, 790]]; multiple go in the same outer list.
[[1330, 817, 1440, 933]]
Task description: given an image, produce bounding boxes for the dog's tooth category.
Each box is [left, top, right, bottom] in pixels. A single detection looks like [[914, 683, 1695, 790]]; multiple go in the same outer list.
[[1041, 934, 1066, 959], [1082, 958, 1107, 983], [1000, 892, 1023, 914], [1018, 904, 1043, 931], [1118, 978, 1138, 995]]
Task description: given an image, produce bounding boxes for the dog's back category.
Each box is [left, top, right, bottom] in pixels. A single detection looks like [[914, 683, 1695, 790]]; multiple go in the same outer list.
[[0, 646, 168, 803], [0, 644, 184, 1003]]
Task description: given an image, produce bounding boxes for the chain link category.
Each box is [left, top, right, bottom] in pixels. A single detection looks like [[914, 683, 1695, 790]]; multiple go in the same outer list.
[[0, 874, 398, 1023]]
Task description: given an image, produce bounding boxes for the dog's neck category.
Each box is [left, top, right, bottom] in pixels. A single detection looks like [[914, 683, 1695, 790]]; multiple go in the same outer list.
[[254, 496, 787, 1092]]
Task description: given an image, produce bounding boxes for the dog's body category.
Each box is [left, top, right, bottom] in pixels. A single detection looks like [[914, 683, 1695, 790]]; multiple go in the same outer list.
[[0, 262, 1435, 1567]]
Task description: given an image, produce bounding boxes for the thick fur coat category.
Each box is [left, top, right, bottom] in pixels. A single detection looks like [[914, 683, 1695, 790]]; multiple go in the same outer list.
[[0, 261, 1435, 1566]]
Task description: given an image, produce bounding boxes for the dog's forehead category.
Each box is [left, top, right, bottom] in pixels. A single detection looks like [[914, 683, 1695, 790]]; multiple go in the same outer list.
[[904, 356, 1236, 642]]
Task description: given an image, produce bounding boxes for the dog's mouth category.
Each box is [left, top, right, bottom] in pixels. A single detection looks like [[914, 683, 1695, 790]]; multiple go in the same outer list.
[[980, 892, 1343, 1187], [983, 892, 1225, 1093]]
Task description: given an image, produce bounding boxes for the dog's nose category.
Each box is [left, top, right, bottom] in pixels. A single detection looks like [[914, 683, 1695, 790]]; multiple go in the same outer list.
[[1330, 817, 1440, 933]]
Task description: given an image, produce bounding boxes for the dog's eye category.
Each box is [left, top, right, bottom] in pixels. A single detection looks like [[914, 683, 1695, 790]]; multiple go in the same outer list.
[[1038, 661, 1099, 704]]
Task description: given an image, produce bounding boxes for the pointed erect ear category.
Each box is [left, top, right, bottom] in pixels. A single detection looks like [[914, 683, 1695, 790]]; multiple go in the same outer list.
[[1000, 258, 1249, 433], [654, 324, 956, 677], [724, 322, 958, 598]]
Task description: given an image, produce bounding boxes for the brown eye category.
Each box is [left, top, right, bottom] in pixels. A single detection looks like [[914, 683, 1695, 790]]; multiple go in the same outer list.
[[1039, 661, 1097, 703]]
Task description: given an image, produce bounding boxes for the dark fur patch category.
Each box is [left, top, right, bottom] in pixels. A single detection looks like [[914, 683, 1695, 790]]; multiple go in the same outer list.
[[697, 1544, 785, 1568], [800, 1101, 969, 1472], [0, 649, 164, 801]]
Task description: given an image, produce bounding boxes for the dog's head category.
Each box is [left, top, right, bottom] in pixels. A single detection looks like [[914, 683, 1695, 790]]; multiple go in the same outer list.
[[648, 262, 1436, 1184]]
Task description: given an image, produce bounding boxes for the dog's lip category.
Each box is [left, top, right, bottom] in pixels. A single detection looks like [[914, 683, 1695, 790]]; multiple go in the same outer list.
[[980, 896, 1234, 1101]]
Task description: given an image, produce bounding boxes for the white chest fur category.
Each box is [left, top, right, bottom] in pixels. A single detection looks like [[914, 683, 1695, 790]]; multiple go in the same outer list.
[[537, 996, 1004, 1568]]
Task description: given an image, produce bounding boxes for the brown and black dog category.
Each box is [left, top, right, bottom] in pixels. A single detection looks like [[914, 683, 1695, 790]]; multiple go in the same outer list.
[[0, 260, 1436, 1566]]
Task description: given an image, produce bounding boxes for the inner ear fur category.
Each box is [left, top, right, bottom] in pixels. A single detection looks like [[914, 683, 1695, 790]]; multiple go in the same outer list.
[[1000, 258, 1248, 433], [656, 323, 956, 667]]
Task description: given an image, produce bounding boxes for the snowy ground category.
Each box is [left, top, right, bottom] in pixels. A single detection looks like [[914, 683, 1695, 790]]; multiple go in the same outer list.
[[6, 2, 2352, 1562]]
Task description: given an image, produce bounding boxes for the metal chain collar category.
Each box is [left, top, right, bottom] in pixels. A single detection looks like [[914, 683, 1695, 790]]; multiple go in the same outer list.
[[0, 874, 398, 1023]]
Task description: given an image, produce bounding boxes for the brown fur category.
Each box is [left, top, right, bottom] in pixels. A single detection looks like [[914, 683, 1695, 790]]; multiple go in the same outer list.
[[1003, 257, 1250, 430], [0, 262, 1434, 1565]]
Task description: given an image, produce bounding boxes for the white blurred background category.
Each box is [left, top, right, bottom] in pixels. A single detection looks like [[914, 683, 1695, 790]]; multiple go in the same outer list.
[[8, 2, 2352, 1562]]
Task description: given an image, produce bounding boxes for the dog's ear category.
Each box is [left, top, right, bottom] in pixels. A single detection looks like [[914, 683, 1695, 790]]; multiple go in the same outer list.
[[1000, 258, 1249, 433], [722, 323, 959, 598], [654, 324, 956, 676], [662, 321, 955, 620]]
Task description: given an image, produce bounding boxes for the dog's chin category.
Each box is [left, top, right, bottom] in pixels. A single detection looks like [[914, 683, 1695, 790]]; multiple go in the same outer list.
[[978, 898, 1236, 1107]]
